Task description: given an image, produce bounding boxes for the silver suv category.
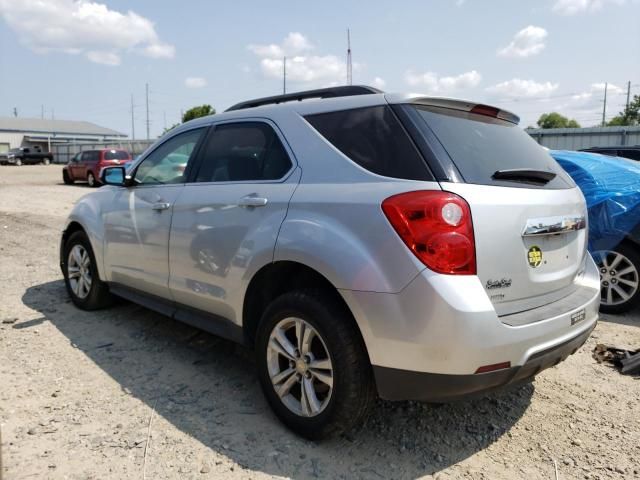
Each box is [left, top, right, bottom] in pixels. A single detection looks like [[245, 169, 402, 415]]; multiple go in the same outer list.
[[60, 86, 600, 439]]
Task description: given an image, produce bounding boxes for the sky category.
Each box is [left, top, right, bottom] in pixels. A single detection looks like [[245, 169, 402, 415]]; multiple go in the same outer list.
[[0, 0, 638, 138]]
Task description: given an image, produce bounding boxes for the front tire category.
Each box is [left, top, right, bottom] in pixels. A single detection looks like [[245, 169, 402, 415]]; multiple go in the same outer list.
[[15, 158, 22, 166], [63, 231, 113, 310], [594, 243, 640, 314], [255, 290, 374, 439]]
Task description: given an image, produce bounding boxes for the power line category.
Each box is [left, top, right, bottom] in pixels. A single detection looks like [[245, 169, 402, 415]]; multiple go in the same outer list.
[[346, 28, 353, 86], [130, 94, 135, 142], [145, 83, 150, 140], [601, 82, 608, 127]]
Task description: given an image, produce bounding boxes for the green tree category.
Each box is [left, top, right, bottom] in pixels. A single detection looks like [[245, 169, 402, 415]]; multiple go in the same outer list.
[[162, 104, 216, 135], [182, 104, 215, 122], [536, 112, 581, 129], [607, 95, 640, 127]]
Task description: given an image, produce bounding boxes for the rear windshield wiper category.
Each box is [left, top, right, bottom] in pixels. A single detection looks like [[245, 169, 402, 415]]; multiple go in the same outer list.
[[492, 168, 556, 184]]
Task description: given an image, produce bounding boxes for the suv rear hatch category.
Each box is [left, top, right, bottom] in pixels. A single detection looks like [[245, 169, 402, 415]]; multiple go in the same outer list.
[[397, 99, 588, 316]]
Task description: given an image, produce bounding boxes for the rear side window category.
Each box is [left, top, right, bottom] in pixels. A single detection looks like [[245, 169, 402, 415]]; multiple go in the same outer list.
[[82, 151, 99, 162], [413, 106, 574, 189], [195, 122, 292, 182], [305, 106, 433, 181], [104, 150, 129, 160]]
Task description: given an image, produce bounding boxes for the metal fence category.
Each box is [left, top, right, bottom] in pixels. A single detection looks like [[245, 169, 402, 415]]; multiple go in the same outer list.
[[50, 125, 640, 163], [526, 126, 640, 150], [51, 140, 154, 164]]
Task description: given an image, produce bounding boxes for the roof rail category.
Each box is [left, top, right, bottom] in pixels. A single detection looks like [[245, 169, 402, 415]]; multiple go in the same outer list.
[[225, 85, 383, 112]]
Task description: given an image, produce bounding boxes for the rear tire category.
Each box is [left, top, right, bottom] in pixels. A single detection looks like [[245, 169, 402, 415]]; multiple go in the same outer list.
[[595, 243, 640, 314], [63, 230, 113, 310], [63, 170, 74, 185], [87, 172, 97, 187], [43, 158, 50, 165], [255, 289, 375, 440]]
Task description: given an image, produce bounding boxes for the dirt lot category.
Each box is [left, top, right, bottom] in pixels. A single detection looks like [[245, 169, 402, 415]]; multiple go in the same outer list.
[[0, 165, 639, 480]]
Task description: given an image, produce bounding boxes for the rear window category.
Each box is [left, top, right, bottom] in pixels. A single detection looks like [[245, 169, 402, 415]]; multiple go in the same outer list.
[[413, 106, 574, 189], [104, 150, 129, 160], [305, 106, 433, 181]]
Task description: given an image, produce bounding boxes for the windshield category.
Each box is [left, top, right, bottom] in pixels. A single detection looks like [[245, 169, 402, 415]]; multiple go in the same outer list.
[[412, 105, 574, 189]]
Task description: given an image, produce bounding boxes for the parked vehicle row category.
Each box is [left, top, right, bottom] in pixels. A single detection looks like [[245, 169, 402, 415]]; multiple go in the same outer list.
[[60, 86, 600, 438], [0, 146, 53, 165]]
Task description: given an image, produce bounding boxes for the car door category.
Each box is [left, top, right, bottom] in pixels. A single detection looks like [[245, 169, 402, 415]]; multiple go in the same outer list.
[[102, 127, 207, 299], [68, 153, 81, 179], [76, 151, 92, 179], [168, 120, 299, 322]]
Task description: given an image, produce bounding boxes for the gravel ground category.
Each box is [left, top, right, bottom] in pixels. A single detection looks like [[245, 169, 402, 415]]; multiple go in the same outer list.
[[1, 165, 639, 480]]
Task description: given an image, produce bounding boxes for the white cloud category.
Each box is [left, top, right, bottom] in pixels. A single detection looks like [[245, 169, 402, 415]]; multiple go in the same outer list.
[[552, 0, 625, 15], [486, 78, 559, 97], [87, 51, 120, 66], [185, 77, 207, 89], [248, 33, 351, 85], [371, 77, 386, 89], [405, 70, 482, 94], [0, 0, 175, 66], [568, 83, 623, 103], [498, 26, 548, 58], [248, 32, 313, 59]]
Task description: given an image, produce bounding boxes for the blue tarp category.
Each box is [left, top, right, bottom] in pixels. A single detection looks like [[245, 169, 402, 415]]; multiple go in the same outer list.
[[551, 150, 640, 252]]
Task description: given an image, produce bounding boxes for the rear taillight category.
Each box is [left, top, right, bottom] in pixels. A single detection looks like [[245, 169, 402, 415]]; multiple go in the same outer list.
[[382, 191, 476, 275]]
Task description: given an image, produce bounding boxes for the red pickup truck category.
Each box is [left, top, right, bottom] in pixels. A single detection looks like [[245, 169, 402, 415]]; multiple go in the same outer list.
[[62, 149, 132, 187]]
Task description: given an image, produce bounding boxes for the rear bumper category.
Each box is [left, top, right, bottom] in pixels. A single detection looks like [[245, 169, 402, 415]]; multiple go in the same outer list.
[[339, 255, 600, 400], [373, 323, 594, 402]]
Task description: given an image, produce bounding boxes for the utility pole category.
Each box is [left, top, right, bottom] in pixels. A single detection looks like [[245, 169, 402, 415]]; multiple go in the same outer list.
[[347, 29, 353, 86], [626, 80, 631, 111], [13, 107, 17, 117], [601, 82, 608, 127], [130, 94, 135, 141], [283, 57, 287, 94], [145, 82, 150, 140]]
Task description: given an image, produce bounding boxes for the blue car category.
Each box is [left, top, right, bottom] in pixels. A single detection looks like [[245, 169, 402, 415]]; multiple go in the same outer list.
[[552, 150, 640, 313]]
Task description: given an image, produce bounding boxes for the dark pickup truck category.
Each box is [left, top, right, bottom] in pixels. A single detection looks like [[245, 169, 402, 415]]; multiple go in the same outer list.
[[1, 146, 54, 166]]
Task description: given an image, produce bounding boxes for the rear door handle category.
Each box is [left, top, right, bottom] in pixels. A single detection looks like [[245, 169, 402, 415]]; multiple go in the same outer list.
[[152, 202, 171, 211], [238, 195, 268, 207]]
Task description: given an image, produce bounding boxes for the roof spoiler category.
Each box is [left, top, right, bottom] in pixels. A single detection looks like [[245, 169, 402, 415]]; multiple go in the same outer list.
[[225, 85, 383, 112], [407, 97, 520, 125]]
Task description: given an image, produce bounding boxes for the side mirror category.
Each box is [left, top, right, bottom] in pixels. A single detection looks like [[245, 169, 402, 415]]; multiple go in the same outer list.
[[101, 166, 127, 186]]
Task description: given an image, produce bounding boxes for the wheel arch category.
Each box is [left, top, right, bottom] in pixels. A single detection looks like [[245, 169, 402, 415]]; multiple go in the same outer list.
[[242, 260, 372, 364], [60, 219, 105, 280]]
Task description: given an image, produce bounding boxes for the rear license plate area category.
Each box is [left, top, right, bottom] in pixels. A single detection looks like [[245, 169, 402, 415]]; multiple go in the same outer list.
[[571, 309, 585, 325]]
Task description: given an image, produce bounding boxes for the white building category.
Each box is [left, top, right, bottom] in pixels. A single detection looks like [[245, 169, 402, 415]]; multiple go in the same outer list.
[[0, 117, 126, 154]]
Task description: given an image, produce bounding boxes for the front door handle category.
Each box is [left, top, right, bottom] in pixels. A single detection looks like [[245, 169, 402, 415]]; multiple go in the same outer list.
[[152, 202, 171, 211], [238, 195, 268, 207]]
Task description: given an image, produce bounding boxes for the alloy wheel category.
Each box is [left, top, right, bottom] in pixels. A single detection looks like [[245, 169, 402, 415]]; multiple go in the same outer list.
[[594, 250, 639, 306], [266, 317, 334, 417], [67, 244, 92, 299]]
